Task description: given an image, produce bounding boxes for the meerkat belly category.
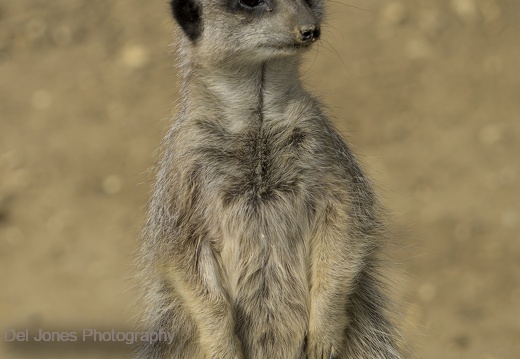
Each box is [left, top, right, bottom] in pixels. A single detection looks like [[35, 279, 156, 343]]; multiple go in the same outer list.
[[218, 187, 311, 297], [210, 128, 313, 334], [218, 184, 310, 344]]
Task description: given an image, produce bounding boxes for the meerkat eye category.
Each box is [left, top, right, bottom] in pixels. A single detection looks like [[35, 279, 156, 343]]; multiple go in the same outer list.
[[238, 0, 264, 8]]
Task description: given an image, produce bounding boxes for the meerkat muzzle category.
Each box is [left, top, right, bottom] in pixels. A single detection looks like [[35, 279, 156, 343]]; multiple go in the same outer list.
[[296, 25, 321, 43], [301, 25, 320, 42]]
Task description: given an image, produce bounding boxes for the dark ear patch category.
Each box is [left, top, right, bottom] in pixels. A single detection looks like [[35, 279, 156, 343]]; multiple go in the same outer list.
[[170, 0, 203, 42]]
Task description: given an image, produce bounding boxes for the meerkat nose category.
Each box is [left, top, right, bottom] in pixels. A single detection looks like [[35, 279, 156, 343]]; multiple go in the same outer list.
[[299, 25, 321, 43]]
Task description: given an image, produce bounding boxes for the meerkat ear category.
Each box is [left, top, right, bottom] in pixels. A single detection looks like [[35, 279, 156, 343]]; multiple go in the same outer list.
[[170, 0, 203, 42]]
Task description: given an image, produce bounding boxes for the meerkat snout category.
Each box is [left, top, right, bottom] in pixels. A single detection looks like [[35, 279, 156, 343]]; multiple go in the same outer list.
[[298, 25, 320, 43], [293, 1, 321, 45]]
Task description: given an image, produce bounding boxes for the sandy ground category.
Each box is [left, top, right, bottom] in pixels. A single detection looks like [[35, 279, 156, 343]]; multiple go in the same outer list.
[[0, 0, 519, 358]]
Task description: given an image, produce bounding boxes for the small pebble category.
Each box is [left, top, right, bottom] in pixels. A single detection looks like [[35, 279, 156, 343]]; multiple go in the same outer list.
[[478, 123, 502, 146], [121, 44, 150, 69], [407, 38, 432, 59], [102, 175, 122, 195], [451, 0, 479, 22], [419, 9, 444, 38], [381, 2, 408, 25], [501, 211, 518, 229], [51, 25, 73, 46], [25, 18, 47, 41], [47, 215, 65, 234], [483, 56, 503, 74], [31, 90, 52, 110], [480, 0, 501, 23]]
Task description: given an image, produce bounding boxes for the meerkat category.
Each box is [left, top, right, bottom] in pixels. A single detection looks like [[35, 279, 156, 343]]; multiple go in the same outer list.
[[136, 0, 403, 358]]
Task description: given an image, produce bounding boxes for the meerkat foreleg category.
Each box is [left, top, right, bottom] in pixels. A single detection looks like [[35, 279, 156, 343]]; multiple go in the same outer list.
[[162, 237, 244, 359], [306, 205, 366, 359]]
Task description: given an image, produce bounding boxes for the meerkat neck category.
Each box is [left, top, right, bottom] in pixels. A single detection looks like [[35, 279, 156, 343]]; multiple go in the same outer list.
[[182, 56, 304, 131]]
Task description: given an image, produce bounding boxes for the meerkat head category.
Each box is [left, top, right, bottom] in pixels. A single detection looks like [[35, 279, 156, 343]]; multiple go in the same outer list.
[[170, 0, 324, 64]]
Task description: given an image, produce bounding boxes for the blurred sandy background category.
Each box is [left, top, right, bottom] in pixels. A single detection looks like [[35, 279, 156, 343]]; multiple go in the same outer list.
[[0, 0, 519, 358]]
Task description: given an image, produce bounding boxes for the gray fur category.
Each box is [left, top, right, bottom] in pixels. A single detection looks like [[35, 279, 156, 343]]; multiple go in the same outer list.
[[135, 0, 403, 358]]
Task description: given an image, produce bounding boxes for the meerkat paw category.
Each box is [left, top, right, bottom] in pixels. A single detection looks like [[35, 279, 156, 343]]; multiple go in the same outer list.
[[305, 333, 340, 359]]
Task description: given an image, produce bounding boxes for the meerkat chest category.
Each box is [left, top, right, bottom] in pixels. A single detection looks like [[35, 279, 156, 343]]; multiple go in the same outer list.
[[210, 123, 312, 208], [191, 119, 318, 298]]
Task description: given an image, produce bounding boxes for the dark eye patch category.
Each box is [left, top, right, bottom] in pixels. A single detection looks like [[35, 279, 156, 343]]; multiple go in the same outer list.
[[171, 0, 203, 42]]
